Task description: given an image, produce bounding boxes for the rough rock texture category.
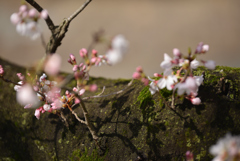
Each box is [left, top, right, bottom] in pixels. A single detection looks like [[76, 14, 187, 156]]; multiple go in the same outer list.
[[0, 58, 240, 161]]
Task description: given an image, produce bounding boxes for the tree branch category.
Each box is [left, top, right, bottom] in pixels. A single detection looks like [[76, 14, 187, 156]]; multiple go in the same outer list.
[[68, 0, 93, 22], [25, 0, 55, 32]]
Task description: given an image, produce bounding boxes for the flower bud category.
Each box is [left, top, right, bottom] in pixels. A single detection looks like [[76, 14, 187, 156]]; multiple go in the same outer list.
[[132, 72, 141, 79], [191, 97, 201, 105], [0, 65, 4, 75], [40, 10, 48, 19]]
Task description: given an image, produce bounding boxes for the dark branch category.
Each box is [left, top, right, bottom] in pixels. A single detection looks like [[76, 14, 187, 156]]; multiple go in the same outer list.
[[25, 0, 55, 32]]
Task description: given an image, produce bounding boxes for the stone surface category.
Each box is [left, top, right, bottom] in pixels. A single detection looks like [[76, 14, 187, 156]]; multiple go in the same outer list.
[[0, 58, 240, 161]]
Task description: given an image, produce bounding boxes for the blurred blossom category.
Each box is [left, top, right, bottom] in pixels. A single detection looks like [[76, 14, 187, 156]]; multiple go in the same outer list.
[[44, 54, 62, 75], [210, 133, 240, 161], [16, 83, 39, 108]]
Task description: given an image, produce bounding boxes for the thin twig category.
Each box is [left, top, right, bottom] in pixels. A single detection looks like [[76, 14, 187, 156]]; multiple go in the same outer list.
[[68, 0, 93, 22], [59, 111, 69, 127], [71, 109, 86, 124], [78, 96, 99, 140], [25, 0, 55, 32], [40, 33, 47, 50]]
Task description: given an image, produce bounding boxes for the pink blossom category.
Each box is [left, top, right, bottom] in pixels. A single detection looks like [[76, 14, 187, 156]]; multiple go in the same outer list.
[[79, 48, 88, 58], [190, 59, 199, 69], [157, 69, 177, 90], [89, 84, 98, 92], [75, 98, 80, 104], [190, 97, 201, 105], [173, 48, 181, 57], [132, 72, 141, 79], [174, 77, 198, 96], [73, 87, 78, 92], [25, 21, 41, 40], [34, 108, 41, 119], [69, 54, 76, 61], [44, 54, 62, 76], [10, 13, 20, 25], [202, 44, 209, 53], [204, 60, 216, 70], [40, 10, 48, 19], [79, 89, 85, 95], [16, 83, 39, 107], [160, 53, 173, 69], [43, 104, 51, 111], [106, 49, 122, 65], [111, 35, 128, 54], [72, 65, 78, 72], [148, 77, 159, 95], [92, 49, 98, 56], [0, 65, 4, 75], [19, 5, 28, 13], [51, 99, 63, 110], [28, 8, 37, 18]]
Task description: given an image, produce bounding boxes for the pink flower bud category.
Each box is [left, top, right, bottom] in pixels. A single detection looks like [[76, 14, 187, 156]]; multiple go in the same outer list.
[[79, 63, 84, 68], [91, 57, 97, 64], [75, 98, 80, 104], [43, 104, 51, 111], [69, 54, 75, 61], [67, 58, 73, 65], [34, 109, 41, 119], [82, 65, 86, 71], [154, 73, 162, 77], [40, 10, 48, 19], [173, 48, 181, 57], [10, 13, 20, 25], [136, 66, 143, 73], [92, 49, 98, 56], [28, 8, 37, 18], [79, 89, 85, 95], [73, 87, 78, 92], [79, 48, 88, 58], [89, 84, 97, 92], [202, 44, 209, 53], [72, 65, 78, 72], [19, 5, 28, 13], [191, 97, 201, 105], [132, 72, 141, 79], [0, 65, 4, 75], [65, 90, 70, 95]]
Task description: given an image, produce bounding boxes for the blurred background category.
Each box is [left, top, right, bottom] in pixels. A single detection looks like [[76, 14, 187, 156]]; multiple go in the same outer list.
[[0, 0, 240, 79]]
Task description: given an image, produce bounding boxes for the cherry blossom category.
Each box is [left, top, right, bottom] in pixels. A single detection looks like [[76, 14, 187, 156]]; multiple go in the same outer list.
[[157, 69, 177, 90]]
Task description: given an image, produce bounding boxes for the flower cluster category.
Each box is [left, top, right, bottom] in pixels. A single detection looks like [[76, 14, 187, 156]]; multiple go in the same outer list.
[[210, 134, 240, 161], [10, 4, 48, 40], [133, 42, 215, 106]]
